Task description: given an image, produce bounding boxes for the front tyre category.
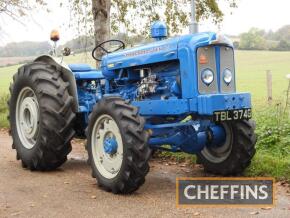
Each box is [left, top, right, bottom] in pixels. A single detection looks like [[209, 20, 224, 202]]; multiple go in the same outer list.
[[86, 97, 151, 194], [8, 62, 76, 170], [197, 120, 257, 175]]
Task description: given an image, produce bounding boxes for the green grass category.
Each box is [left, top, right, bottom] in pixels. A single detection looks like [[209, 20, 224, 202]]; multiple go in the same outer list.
[[236, 50, 290, 107], [246, 152, 290, 181], [0, 94, 9, 128], [0, 64, 20, 93], [0, 50, 289, 181]]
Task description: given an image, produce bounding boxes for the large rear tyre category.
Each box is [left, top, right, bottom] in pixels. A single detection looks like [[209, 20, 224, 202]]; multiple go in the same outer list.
[[86, 97, 151, 194], [197, 120, 257, 175], [8, 62, 76, 170]]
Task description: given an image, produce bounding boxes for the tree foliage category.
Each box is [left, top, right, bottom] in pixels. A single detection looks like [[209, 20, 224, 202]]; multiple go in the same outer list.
[[0, 41, 50, 57], [272, 25, 290, 42], [239, 28, 268, 50], [66, 0, 238, 36], [0, 0, 47, 23], [238, 25, 290, 51]]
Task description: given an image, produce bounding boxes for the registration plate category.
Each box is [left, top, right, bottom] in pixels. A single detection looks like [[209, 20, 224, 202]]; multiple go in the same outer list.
[[213, 108, 252, 122]]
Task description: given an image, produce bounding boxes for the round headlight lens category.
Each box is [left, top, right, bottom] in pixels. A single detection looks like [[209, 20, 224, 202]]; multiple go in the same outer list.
[[201, 69, 214, 85], [223, 69, 233, 84]]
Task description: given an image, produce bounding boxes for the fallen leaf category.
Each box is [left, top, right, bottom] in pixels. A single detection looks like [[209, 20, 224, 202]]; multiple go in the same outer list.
[[249, 211, 259, 215], [11, 212, 21, 216], [182, 169, 191, 173], [195, 164, 203, 169], [261, 207, 272, 210]]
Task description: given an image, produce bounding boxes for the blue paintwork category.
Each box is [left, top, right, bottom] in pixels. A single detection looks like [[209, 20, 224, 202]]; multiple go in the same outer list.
[[146, 120, 225, 153], [73, 70, 104, 80], [101, 36, 179, 78], [69, 64, 92, 72], [196, 93, 251, 115], [151, 21, 168, 40], [70, 23, 253, 154], [103, 137, 118, 154], [208, 125, 226, 147], [69, 64, 104, 79], [131, 92, 251, 116]]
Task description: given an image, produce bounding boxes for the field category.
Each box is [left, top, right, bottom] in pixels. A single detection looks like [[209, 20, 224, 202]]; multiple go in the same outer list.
[[0, 56, 34, 67], [0, 50, 289, 181]]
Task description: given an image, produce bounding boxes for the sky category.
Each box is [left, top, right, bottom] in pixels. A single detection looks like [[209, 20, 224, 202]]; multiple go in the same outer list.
[[0, 0, 290, 46]]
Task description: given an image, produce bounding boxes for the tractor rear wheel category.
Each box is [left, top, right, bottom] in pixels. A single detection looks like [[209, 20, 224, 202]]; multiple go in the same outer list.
[[197, 120, 257, 175], [8, 62, 76, 170], [86, 97, 151, 194]]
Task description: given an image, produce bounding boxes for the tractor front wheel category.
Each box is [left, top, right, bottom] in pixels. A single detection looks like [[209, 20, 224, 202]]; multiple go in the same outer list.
[[86, 97, 151, 194], [197, 120, 257, 175]]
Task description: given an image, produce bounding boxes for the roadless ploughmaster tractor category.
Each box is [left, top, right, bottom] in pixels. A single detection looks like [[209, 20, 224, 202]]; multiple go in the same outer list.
[[8, 22, 257, 194]]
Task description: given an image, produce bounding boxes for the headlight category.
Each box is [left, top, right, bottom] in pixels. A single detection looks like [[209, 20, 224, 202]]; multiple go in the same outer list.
[[223, 69, 232, 84], [201, 69, 214, 85]]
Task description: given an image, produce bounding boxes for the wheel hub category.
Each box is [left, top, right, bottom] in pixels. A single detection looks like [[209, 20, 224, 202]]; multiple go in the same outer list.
[[20, 97, 39, 139], [103, 136, 118, 155], [91, 114, 123, 179], [16, 87, 39, 149], [201, 123, 233, 163]]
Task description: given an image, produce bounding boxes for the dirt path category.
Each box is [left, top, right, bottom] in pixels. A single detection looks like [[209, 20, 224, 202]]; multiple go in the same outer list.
[[0, 132, 289, 218]]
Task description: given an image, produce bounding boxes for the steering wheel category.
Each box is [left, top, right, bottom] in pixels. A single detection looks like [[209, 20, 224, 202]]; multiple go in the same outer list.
[[92, 39, 125, 61]]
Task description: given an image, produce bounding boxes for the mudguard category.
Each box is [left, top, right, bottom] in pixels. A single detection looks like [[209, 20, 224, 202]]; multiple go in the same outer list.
[[34, 55, 79, 112]]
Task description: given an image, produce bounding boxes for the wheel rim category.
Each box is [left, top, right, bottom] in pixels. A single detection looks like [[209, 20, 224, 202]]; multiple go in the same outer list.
[[16, 87, 40, 149], [201, 123, 233, 163], [91, 114, 123, 179]]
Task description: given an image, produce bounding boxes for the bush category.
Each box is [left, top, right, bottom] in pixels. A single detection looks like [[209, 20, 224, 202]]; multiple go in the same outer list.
[[0, 93, 9, 128], [246, 105, 290, 181], [254, 106, 290, 157]]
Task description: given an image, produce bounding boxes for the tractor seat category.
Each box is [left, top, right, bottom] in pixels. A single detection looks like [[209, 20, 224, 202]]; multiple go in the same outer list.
[[68, 64, 104, 79]]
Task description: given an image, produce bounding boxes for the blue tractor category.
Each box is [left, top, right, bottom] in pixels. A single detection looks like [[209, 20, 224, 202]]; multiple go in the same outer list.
[[8, 22, 256, 194]]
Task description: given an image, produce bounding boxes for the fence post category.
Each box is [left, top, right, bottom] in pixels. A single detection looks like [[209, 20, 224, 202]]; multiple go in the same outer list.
[[267, 70, 272, 104]]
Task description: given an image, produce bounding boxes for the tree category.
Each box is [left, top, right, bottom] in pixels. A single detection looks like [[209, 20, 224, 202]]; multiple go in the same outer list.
[[66, 0, 238, 51], [239, 28, 268, 50], [0, 0, 47, 23], [273, 25, 290, 42], [275, 40, 290, 51]]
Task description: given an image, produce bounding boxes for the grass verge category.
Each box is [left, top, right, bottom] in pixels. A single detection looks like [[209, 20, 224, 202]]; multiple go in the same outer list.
[[0, 93, 9, 128]]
